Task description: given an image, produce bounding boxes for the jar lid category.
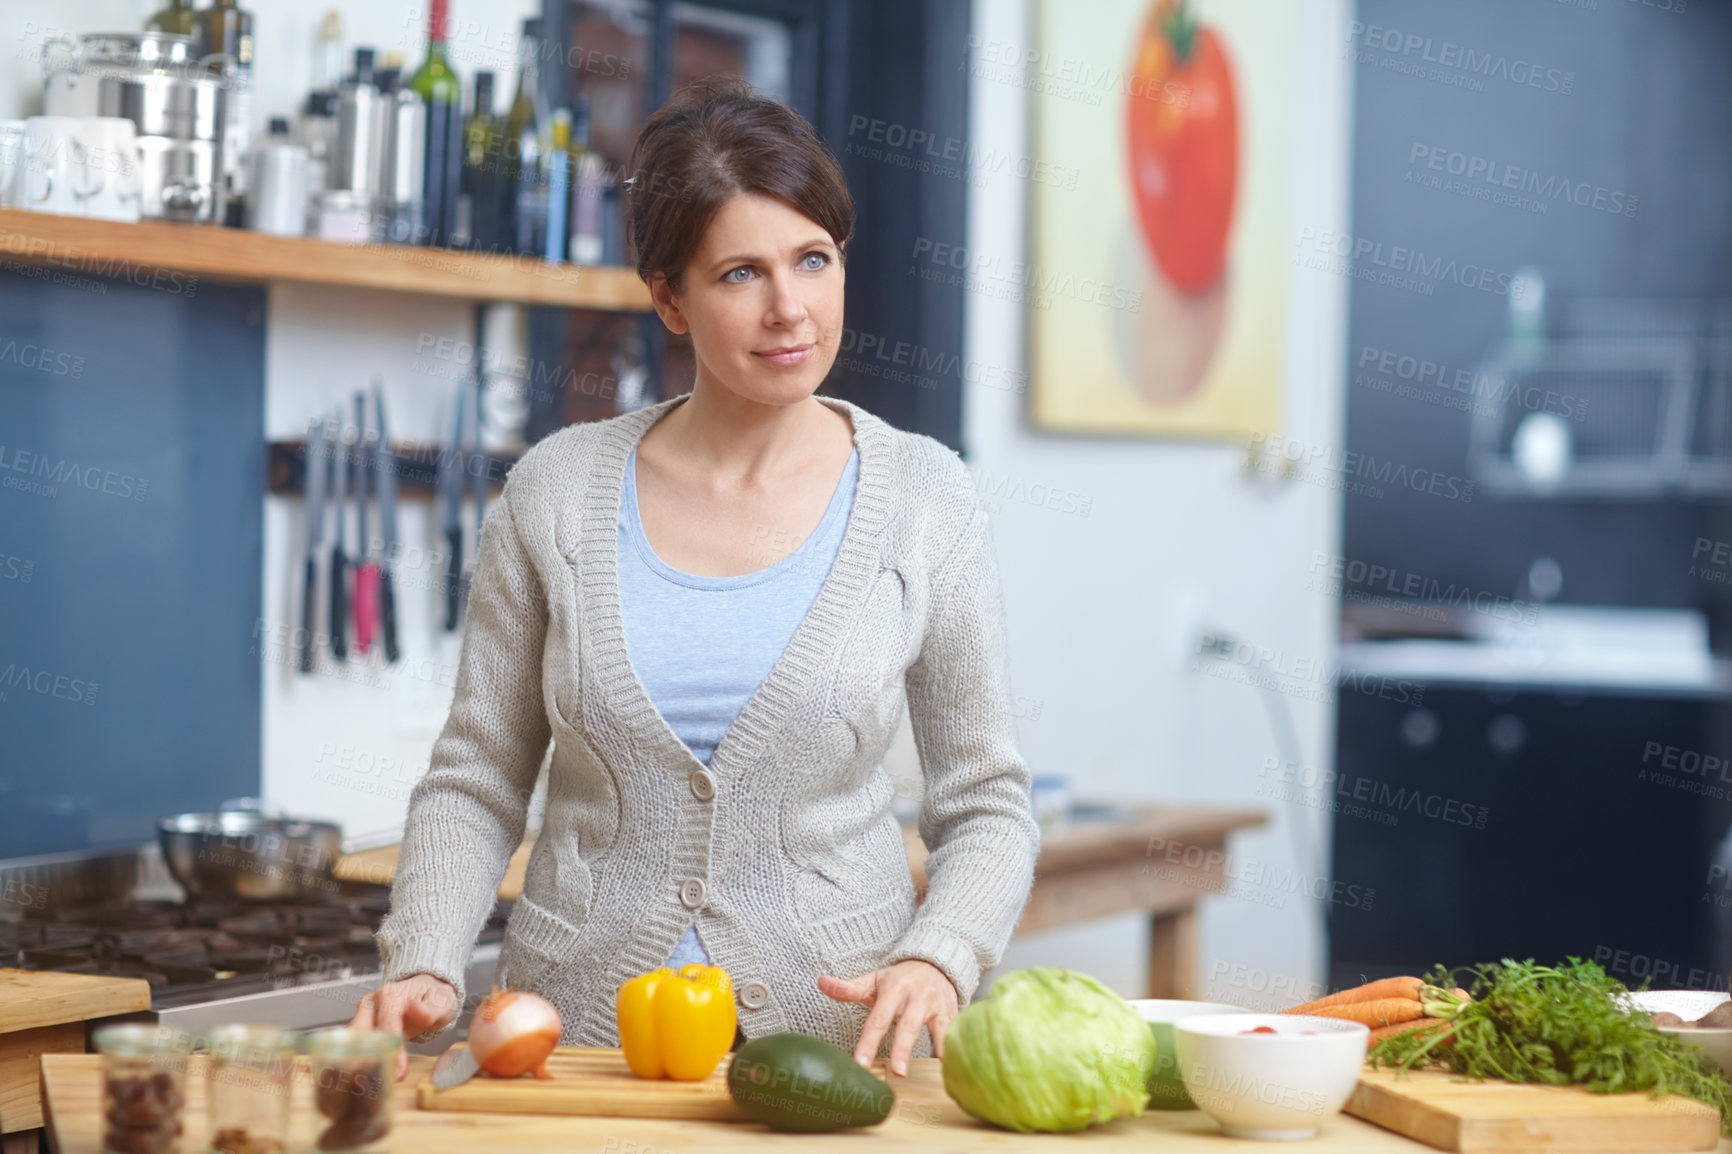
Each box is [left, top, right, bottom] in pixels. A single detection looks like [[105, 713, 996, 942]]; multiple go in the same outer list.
[[303, 1027, 402, 1060], [93, 1024, 193, 1060]]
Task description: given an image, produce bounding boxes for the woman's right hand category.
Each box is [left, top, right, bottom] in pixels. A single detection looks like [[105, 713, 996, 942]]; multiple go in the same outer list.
[[350, 973, 460, 1080]]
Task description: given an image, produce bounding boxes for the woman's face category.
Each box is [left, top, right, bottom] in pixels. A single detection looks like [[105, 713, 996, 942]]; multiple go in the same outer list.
[[651, 193, 845, 409]]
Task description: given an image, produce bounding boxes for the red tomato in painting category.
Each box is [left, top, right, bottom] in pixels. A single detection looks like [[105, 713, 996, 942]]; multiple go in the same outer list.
[[1125, 0, 1239, 293]]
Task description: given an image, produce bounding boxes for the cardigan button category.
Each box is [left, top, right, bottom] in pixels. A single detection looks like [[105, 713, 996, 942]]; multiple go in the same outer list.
[[689, 769, 716, 802], [739, 980, 769, 1009], [680, 878, 707, 909]]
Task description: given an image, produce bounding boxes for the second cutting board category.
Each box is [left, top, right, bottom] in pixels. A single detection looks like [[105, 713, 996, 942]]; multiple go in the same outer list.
[[417, 1045, 926, 1121], [1346, 1068, 1721, 1153], [417, 1045, 743, 1119]]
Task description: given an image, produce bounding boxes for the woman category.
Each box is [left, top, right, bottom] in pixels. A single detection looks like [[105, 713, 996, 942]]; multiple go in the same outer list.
[[352, 76, 1039, 1082]]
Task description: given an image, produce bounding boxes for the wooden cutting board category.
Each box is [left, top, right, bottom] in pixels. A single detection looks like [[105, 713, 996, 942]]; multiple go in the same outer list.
[[418, 1044, 797, 1119], [1346, 1068, 1722, 1153], [0, 968, 153, 1034]]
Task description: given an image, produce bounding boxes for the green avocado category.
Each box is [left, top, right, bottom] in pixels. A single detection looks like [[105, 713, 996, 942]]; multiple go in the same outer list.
[[726, 1033, 896, 1132]]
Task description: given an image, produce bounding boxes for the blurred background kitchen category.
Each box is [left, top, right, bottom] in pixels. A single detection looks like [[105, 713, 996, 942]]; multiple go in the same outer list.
[[2, 0, 1730, 1126]]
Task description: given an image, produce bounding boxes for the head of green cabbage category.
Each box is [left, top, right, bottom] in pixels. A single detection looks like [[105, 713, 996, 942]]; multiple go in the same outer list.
[[940, 967, 1157, 1132]]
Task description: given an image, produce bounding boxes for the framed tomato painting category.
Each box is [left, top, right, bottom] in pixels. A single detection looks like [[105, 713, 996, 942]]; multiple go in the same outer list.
[[1025, 0, 1295, 438]]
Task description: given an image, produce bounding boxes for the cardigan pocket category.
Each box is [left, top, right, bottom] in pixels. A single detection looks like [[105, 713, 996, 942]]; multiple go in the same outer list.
[[808, 891, 916, 979], [499, 893, 587, 993]]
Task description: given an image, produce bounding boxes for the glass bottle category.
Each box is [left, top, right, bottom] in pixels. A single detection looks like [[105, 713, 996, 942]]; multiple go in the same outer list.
[[570, 95, 606, 265], [544, 107, 571, 263], [145, 0, 197, 40], [457, 71, 496, 250], [502, 18, 547, 256], [312, 9, 344, 92], [198, 0, 255, 226], [408, 0, 462, 247]]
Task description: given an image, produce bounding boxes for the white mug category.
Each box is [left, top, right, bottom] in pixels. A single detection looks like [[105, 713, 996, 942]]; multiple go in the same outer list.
[[71, 116, 142, 222], [0, 121, 26, 208], [20, 116, 81, 215], [17, 116, 141, 221]]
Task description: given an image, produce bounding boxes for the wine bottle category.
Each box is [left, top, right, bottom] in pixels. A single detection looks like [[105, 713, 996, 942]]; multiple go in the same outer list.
[[457, 71, 495, 251], [570, 95, 605, 265], [409, 0, 463, 247], [502, 18, 547, 256], [544, 108, 571, 264]]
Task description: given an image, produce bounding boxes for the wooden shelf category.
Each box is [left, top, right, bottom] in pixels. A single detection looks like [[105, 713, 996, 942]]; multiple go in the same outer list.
[[0, 208, 653, 310]]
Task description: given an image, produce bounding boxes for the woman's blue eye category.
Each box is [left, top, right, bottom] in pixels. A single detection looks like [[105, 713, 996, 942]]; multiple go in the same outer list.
[[801, 252, 829, 271], [724, 266, 754, 283]]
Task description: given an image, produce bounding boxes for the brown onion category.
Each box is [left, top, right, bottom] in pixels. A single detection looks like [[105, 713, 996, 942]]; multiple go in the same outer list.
[[469, 988, 562, 1079]]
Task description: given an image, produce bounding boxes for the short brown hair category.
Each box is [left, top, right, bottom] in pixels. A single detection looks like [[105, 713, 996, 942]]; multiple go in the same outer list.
[[625, 75, 855, 294]]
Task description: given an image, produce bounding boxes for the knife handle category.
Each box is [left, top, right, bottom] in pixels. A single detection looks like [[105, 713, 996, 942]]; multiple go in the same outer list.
[[355, 562, 380, 654], [298, 556, 317, 674], [381, 565, 400, 665], [444, 527, 463, 631], [330, 549, 348, 660]]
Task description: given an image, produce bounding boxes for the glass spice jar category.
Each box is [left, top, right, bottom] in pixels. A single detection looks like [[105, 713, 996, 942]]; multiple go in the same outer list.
[[93, 1024, 193, 1154], [205, 1024, 295, 1154], [303, 1028, 400, 1154]]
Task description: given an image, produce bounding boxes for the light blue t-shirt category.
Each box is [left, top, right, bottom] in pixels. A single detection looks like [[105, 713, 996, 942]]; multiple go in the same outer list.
[[619, 444, 860, 967]]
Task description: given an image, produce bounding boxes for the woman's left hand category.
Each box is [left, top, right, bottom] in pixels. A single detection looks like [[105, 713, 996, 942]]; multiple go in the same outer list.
[[818, 959, 959, 1077]]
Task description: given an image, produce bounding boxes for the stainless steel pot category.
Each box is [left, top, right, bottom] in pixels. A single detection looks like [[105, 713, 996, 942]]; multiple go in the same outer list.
[[98, 70, 224, 142], [41, 32, 202, 118], [158, 799, 343, 902]]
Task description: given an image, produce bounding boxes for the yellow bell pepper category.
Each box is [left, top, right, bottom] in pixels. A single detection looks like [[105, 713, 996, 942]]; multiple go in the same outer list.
[[615, 963, 737, 1081]]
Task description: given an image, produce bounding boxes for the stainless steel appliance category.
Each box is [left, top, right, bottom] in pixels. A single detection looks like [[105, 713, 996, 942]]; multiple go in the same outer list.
[[42, 31, 230, 222], [331, 49, 383, 202], [376, 86, 425, 245], [0, 842, 505, 1049]]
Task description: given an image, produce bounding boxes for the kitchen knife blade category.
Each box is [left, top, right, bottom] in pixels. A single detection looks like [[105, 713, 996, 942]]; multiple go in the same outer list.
[[438, 380, 466, 632], [462, 374, 488, 624], [327, 411, 348, 660], [373, 381, 400, 664], [353, 391, 379, 655], [430, 1044, 480, 1091], [299, 415, 327, 674]]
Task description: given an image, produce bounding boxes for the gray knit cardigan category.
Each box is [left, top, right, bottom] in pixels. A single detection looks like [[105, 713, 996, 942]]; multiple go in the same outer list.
[[375, 394, 1039, 1055]]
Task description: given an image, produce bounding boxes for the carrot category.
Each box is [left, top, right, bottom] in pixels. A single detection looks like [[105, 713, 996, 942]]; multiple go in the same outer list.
[[1283, 976, 1425, 1015], [1297, 998, 1429, 1028], [1366, 1017, 1454, 1045]]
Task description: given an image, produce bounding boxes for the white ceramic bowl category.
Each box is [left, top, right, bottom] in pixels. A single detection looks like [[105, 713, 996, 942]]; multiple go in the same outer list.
[[1625, 990, 1732, 1077], [1126, 1000, 1249, 1109], [1174, 1013, 1370, 1140]]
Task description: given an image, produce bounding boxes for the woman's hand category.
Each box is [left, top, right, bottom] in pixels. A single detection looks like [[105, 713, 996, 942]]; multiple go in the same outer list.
[[818, 959, 959, 1077], [350, 973, 460, 1080]]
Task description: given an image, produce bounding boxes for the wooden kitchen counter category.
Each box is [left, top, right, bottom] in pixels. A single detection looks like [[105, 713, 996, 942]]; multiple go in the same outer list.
[[336, 803, 1267, 999], [38, 1051, 1571, 1154], [0, 970, 151, 1148]]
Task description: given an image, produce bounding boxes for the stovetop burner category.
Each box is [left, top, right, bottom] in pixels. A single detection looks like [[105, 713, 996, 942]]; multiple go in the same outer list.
[[0, 885, 510, 1009]]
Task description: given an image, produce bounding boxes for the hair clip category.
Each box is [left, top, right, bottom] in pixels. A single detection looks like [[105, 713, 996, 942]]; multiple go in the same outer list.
[[623, 175, 639, 196]]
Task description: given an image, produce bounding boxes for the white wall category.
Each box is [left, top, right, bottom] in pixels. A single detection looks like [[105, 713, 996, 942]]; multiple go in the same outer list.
[[6, 0, 1354, 1002], [963, 0, 1353, 1008]]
